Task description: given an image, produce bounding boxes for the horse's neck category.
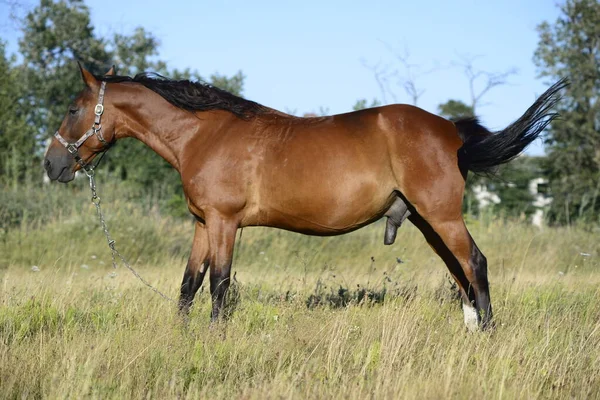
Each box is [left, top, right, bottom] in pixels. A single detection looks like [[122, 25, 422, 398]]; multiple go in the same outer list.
[[115, 86, 226, 170]]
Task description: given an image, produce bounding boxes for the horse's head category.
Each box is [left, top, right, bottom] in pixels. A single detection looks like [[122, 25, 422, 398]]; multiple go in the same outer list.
[[44, 63, 116, 182]]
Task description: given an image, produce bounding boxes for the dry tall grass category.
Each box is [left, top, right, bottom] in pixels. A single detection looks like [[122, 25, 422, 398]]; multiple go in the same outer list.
[[1, 188, 600, 399]]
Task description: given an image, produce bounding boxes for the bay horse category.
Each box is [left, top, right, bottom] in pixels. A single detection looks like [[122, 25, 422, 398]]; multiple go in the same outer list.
[[44, 63, 565, 330]]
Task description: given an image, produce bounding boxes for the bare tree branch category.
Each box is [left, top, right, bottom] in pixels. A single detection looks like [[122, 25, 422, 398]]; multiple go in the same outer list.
[[362, 42, 441, 106], [360, 58, 398, 104], [454, 54, 518, 113], [390, 46, 431, 106]]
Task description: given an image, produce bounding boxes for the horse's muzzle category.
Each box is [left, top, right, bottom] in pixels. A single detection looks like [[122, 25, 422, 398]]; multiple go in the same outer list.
[[44, 155, 75, 183]]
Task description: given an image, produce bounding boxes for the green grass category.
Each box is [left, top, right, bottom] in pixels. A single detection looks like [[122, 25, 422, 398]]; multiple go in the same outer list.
[[1, 183, 600, 399]]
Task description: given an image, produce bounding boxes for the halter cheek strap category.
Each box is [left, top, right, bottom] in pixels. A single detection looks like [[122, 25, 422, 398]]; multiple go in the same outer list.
[[54, 81, 110, 173]]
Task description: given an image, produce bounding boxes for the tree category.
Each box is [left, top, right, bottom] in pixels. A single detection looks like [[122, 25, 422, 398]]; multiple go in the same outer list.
[[362, 44, 438, 106], [19, 0, 112, 136], [5, 0, 250, 217], [437, 55, 516, 121], [0, 41, 38, 186], [208, 71, 245, 96], [491, 156, 541, 218], [352, 98, 381, 111], [437, 99, 474, 120], [534, 0, 600, 224], [112, 27, 167, 76], [453, 54, 517, 114]]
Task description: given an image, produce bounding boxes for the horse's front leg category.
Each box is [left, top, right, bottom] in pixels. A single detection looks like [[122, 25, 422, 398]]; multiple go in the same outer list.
[[206, 213, 238, 322], [178, 221, 210, 315]]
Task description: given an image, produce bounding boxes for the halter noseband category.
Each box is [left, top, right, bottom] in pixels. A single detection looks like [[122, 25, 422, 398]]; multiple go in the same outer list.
[[54, 81, 110, 174]]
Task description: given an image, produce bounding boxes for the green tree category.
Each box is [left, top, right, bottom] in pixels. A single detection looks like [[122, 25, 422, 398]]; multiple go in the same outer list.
[[461, 156, 542, 219], [208, 71, 245, 96], [492, 156, 541, 217], [19, 0, 112, 137], [352, 98, 381, 111], [437, 99, 474, 120], [534, 0, 600, 224], [13, 0, 248, 211], [112, 27, 167, 76], [0, 41, 38, 186]]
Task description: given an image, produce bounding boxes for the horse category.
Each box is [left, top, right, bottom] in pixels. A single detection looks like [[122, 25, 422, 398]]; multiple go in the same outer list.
[[44, 63, 565, 330]]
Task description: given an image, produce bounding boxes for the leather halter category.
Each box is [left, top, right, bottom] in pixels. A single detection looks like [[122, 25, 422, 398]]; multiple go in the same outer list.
[[54, 81, 110, 173]]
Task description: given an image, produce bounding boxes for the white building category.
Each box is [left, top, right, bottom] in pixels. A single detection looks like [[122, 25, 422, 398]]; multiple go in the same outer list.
[[473, 177, 552, 227], [529, 178, 552, 227]]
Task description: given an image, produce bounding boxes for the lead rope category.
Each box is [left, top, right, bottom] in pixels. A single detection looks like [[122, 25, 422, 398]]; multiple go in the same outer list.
[[85, 169, 176, 304]]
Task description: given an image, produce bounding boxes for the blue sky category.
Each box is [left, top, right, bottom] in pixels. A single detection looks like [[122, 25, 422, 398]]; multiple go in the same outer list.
[[2, 0, 561, 154]]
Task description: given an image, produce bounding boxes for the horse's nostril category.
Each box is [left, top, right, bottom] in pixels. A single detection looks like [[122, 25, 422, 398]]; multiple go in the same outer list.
[[44, 159, 51, 172]]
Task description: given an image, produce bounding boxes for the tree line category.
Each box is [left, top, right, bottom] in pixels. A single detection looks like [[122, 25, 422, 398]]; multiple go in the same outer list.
[[1, 0, 598, 225], [0, 0, 248, 216]]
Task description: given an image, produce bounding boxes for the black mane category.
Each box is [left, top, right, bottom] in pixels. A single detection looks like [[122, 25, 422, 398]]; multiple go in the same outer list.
[[97, 72, 266, 119]]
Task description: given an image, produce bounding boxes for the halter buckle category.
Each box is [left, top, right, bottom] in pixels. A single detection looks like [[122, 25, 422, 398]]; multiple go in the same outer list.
[[94, 104, 104, 116], [67, 144, 78, 155]]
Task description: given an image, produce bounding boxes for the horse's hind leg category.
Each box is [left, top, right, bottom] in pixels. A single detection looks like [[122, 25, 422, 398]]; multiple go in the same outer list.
[[409, 212, 492, 330], [179, 222, 210, 315]]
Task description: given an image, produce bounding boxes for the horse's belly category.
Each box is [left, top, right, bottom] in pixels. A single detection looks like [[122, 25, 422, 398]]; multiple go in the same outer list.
[[248, 170, 396, 235], [242, 124, 397, 234]]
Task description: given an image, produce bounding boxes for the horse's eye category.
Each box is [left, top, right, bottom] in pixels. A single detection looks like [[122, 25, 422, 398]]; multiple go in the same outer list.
[[69, 108, 78, 115]]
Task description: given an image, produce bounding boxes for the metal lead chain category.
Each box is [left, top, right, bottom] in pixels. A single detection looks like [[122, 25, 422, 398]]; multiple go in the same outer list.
[[86, 172, 175, 304]]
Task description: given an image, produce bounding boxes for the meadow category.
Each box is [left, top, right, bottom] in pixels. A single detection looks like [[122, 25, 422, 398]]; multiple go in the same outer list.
[[1, 181, 600, 399]]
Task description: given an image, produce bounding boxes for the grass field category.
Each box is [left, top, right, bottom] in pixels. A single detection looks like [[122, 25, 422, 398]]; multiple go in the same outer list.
[[1, 183, 600, 399]]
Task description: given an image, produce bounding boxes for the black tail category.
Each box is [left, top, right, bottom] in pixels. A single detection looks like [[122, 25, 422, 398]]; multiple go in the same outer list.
[[456, 79, 568, 175]]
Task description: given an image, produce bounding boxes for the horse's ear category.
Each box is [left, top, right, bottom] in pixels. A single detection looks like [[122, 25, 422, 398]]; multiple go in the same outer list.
[[77, 61, 98, 88], [105, 65, 116, 76]]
